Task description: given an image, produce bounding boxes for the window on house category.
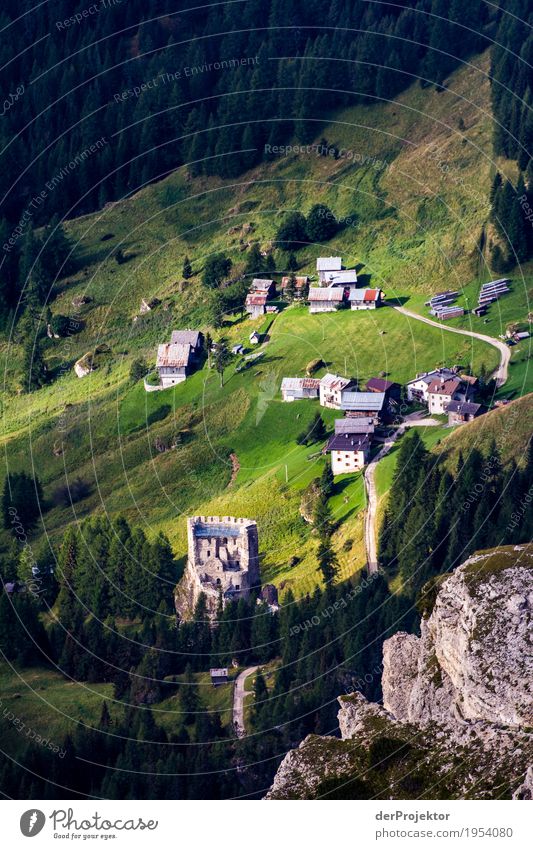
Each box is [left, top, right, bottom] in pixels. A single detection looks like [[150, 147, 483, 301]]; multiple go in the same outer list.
[[235, 584, 240, 590], [207, 550, 211, 557], [216, 578, 221, 586]]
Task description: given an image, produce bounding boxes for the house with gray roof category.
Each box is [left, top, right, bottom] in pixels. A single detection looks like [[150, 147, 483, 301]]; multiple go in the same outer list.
[[340, 391, 386, 423], [280, 377, 320, 402], [317, 256, 342, 283]]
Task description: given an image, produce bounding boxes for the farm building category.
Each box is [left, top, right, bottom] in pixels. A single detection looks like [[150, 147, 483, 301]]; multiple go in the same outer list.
[[280, 275, 309, 296], [319, 373, 353, 409], [406, 368, 458, 403], [334, 416, 375, 436], [246, 291, 268, 318], [210, 668, 229, 686], [323, 269, 358, 287], [280, 377, 320, 402], [308, 287, 345, 313], [170, 329, 203, 358], [324, 431, 371, 475], [317, 256, 342, 283], [341, 391, 386, 423], [446, 400, 483, 425], [249, 330, 260, 344], [250, 278, 276, 298], [349, 288, 383, 310], [366, 377, 401, 402], [156, 342, 191, 387], [427, 376, 468, 415]]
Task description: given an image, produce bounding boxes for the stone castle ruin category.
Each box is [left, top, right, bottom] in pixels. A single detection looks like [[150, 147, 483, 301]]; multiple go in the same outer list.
[[174, 516, 260, 620]]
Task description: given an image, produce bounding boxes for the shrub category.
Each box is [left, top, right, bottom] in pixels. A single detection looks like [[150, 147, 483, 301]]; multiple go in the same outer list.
[[130, 358, 148, 382], [52, 477, 91, 507], [275, 212, 308, 251], [368, 736, 410, 769]]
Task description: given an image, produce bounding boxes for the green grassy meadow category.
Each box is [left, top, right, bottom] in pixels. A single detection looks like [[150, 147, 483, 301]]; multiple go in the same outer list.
[[1, 50, 530, 604]]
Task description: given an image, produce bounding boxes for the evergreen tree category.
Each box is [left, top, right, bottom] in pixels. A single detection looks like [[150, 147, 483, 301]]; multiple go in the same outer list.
[[306, 204, 338, 242], [182, 256, 193, 279], [275, 212, 308, 250], [213, 343, 232, 387]]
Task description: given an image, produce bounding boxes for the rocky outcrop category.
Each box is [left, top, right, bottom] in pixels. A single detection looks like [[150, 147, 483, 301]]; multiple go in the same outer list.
[[267, 545, 533, 800], [74, 353, 95, 378], [383, 546, 533, 727]]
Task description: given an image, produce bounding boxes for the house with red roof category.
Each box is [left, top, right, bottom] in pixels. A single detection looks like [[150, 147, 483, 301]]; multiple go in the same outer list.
[[349, 288, 383, 310]]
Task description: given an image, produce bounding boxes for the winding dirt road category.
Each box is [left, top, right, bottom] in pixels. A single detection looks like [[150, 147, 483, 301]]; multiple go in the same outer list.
[[362, 303, 511, 573], [390, 304, 510, 387], [233, 666, 258, 738], [364, 428, 405, 573]]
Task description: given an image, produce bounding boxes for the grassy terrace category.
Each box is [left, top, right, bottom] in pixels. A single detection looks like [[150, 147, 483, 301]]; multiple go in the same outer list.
[[0, 662, 240, 757]]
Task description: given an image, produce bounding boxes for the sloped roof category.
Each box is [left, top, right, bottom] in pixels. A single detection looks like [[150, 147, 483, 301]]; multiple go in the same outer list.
[[281, 377, 320, 391], [366, 377, 397, 392], [460, 374, 478, 385], [326, 433, 370, 452], [156, 343, 191, 368], [320, 373, 352, 390], [246, 292, 268, 305], [446, 400, 481, 415], [317, 256, 342, 271], [427, 377, 462, 396], [308, 287, 344, 302], [250, 278, 274, 292], [349, 288, 381, 302], [407, 368, 457, 387], [341, 391, 385, 411], [325, 269, 358, 285], [170, 330, 202, 347], [335, 417, 374, 434]]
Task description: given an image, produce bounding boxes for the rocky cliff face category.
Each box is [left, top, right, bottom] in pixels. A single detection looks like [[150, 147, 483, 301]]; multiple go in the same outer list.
[[267, 544, 533, 800], [383, 546, 533, 727]]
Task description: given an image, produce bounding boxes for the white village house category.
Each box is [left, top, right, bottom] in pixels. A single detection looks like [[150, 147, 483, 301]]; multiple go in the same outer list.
[[319, 373, 353, 408], [280, 377, 320, 402], [349, 288, 383, 310], [426, 375, 469, 415], [406, 368, 459, 403], [154, 330, 203, 389], [156, 342, 191, 387], [325, 419, 371, 475], [245, 291, 268, 318]]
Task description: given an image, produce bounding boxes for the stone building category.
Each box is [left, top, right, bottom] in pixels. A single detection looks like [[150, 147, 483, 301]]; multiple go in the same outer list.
[[175, 516, 260, 620]]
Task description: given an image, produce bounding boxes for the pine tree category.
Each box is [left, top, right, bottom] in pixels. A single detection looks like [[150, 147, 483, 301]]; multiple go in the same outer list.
[[251, 670, 269, 730], [182, 256, 193, 279], [285, 272, 296, 300]]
